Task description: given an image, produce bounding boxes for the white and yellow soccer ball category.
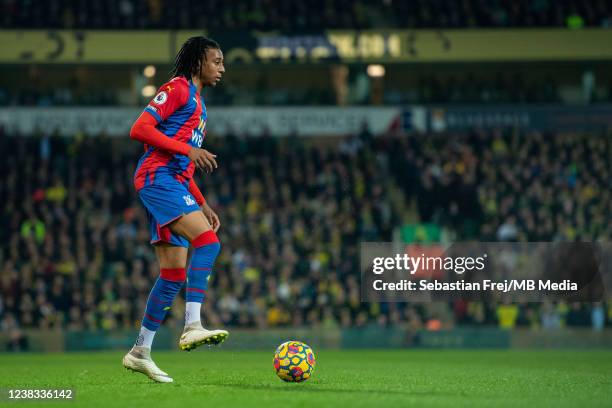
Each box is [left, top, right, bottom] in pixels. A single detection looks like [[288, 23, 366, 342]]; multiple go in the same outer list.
[[273, 341, 316, 382]]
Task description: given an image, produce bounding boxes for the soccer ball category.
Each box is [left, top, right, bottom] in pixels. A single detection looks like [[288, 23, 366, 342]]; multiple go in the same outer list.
[[273, 340, 316, 382]]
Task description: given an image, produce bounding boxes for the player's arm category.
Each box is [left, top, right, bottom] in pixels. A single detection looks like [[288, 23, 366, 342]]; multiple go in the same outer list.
[[131, 115, 217, 172], [188, 178, 206, 206], [130, 112, 191, 155], [189, 178, 220, 232]]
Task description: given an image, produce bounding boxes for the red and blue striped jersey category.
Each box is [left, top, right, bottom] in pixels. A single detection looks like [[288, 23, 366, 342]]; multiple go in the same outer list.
[[134, 77, 207, 191]]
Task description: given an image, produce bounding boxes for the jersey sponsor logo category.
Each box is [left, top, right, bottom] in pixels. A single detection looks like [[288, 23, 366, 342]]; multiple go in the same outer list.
[[183, 194, 196, 206], [191, 130, 203, 148], [147, 104, 159, 113], [190, 118, 206, 147], [153, 91, 168, 105]]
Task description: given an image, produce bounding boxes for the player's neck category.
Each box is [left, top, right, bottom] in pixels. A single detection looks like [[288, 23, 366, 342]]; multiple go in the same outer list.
[[191, 75, 203, 93]]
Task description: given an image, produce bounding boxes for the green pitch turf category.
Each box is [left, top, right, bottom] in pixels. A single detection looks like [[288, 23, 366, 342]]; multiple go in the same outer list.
[[1, 350, 611, 407]]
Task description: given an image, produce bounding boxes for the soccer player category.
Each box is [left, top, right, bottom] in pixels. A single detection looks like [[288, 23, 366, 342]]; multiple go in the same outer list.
[[122, 36, 227, 383]]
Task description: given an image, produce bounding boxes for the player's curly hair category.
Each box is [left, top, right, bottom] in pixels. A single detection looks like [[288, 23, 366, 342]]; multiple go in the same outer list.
[[171, 36, 220, 79]]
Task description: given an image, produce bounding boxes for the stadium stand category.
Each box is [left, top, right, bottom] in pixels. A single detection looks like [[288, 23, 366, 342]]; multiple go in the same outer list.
[[2, 0, 611, 29], [1, 126, 609, 334]]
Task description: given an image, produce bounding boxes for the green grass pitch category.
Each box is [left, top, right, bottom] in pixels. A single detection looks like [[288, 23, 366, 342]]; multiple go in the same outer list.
[[1, 350, 610, 407]]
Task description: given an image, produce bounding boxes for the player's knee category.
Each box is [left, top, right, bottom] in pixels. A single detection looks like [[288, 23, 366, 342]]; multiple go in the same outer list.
[[191, 230, 221, 254], [160, 267, 187, 282]]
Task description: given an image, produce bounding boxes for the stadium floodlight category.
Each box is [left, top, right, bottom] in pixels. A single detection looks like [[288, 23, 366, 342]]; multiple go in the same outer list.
[[367, 64, 385, 78], [143, 65, 156, 78], [141, 85, 156, 97]]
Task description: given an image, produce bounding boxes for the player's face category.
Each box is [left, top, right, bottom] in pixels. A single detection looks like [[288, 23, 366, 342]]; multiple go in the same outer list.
[[200, 48, 225, 87]]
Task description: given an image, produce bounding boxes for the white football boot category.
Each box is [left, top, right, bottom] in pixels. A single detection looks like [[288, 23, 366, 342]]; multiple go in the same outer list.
[[122, 346, 173, 383], [179, 321, 229, 351]]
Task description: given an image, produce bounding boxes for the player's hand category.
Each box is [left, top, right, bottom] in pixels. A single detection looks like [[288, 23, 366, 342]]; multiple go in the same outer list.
[[201, 203, 220, 232], [188, 148, 217, 173]]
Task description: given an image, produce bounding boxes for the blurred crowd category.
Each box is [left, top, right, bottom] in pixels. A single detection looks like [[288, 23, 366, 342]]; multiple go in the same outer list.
[[394, 130, 611, 242], [0, 127, 610, 346], [0, 87, 118, 107], [3, 0, 611, 29]]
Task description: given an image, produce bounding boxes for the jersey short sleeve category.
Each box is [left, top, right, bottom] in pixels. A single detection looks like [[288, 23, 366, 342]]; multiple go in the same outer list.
[[143, 77, 189, 123]]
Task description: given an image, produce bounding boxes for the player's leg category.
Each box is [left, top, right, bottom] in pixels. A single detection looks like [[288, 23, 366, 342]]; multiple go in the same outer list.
[[123, 243, 188, 382], [168, 211, 228, 351], [137, 243, 188, 348], [124, 244, 187, 382], [123, 222, 189, 382]]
